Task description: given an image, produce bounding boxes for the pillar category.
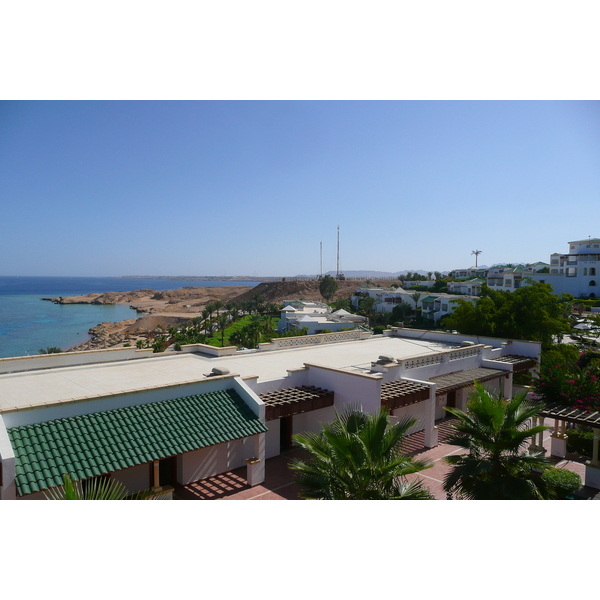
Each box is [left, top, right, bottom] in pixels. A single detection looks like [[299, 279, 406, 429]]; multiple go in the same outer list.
[[550, 419, 567, 459], [152, 460, 160, 490], [424, 385, 438, 448], [246, 433, 265, 486], [0, 419, 17, 500], [584, 428, 600, 489], [502, 372, 513, 399]]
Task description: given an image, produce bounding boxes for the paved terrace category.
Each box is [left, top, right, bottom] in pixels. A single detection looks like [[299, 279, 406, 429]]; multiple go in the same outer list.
[[0, 336, 459, 411], [173, 418, 597, 500]]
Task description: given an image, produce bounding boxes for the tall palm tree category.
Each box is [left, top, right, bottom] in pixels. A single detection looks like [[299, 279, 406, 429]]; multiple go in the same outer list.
[[443, 383, 556, 500], [217, 313, 229, 346], [213, 300, 223, 318], [410, 292, 422, 313], [290, 407, 433, 500]]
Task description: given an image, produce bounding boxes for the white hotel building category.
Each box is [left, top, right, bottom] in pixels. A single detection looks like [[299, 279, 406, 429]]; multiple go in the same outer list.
[[1, 327, 556, 500]]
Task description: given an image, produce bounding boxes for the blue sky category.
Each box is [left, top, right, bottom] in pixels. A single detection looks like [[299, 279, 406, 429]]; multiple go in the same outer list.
[[1, 100, 599, 277]]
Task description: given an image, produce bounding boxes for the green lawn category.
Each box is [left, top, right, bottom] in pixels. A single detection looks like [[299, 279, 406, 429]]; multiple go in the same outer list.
[[204, 315, 279, 347]]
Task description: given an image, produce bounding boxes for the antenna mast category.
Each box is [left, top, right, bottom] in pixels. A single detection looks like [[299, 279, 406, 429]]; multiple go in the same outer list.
[[472, 249, 482, 268], [320, 241, 323, 279], [337, 226, 340, 279]]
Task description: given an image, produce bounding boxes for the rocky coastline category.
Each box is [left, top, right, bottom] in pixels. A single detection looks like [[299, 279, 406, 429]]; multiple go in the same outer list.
[[52, 279, 375, 352]]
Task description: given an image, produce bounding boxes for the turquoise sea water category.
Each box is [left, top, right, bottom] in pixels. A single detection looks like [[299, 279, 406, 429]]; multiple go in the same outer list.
[[0, 277, 259, 359]]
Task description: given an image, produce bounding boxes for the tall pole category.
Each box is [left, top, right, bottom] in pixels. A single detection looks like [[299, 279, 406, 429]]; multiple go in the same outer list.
[[320, 241, 322, 278], [337, 226, 340, 279], [472, 249, 482, 268]]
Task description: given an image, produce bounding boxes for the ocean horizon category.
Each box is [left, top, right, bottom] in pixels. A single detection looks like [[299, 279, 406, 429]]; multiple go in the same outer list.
[[0, 276, 260, 359]]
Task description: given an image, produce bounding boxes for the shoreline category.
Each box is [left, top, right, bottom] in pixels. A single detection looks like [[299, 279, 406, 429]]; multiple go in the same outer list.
[[56, 285, 255, 352]]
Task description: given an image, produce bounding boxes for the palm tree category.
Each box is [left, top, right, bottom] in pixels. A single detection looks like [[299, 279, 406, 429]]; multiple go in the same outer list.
[[217, 313, 229, 346], [443, 383, 556, 500], [38, 346, 62, 354], [213, 300, 223, 318], [290, 406, 433, 499], [45, 473, 159, 500], [410, 292, 422, 314]]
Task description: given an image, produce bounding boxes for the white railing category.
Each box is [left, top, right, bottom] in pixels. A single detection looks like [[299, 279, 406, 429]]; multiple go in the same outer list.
[[402, 355, 445, 369], [448, 346, 481, 361], [258, 330, 370, 351]]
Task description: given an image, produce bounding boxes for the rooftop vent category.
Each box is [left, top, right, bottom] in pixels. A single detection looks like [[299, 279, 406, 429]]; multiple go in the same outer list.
[[377, 355, 395, 364], [460, 341, 475, 347], [208, 367, 230, 377]]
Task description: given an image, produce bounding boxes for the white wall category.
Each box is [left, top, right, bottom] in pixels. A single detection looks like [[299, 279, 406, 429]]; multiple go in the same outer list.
[[177, 436, 255, 485], [391, 401, 431, 436], [302, 363, 382, 414], [0, 347, 153, 374], [0, 416, 16, 500], [265, 419, 281, 459], [111, 463, 152, 495]]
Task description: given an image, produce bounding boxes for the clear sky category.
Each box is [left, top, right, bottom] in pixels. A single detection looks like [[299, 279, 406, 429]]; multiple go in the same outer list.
[[1, 100, 599, 277]]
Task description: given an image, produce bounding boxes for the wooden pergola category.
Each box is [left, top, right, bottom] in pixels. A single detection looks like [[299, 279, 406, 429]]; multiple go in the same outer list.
[[380, 380, 430, 411], [260, 386, 334, 421], [532, 401, 600, 471]]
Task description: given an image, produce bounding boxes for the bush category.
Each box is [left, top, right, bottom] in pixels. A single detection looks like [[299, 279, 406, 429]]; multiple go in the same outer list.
[[542, 467, 582, 498], [566, 428, 594, 458], [373, 326, 386, 335], [174, 342, 182, 351]]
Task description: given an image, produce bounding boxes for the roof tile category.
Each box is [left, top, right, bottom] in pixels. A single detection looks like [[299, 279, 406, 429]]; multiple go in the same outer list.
[[8, 388, 266, 497]]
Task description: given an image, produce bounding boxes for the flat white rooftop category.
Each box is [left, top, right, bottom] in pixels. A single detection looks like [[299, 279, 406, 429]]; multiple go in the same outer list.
[[0, 335, 459, 412]]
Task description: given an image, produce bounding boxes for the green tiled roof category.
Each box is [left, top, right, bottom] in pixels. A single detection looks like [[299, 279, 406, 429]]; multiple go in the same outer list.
[[8, 389, 267, 497]]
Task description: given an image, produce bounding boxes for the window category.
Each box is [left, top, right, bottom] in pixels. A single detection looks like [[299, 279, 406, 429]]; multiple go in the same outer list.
[[551, 259, 559, 265], [590, 281, 597, 287], [505, 279, 512, 286], [584, 268, 588, 276], [591, 268, 596, 276], [539, 280, 545, 284], [442, 304, 448, 310]]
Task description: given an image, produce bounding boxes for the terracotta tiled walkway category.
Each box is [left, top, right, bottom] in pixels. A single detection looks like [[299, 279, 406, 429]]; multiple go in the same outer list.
[[174, 418, 598, 500]]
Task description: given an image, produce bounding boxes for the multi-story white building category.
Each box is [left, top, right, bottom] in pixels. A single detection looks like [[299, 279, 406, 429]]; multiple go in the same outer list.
[[529, 238, 600, 298], [447, 278, 485, 296], [351, 286, 476, 323]]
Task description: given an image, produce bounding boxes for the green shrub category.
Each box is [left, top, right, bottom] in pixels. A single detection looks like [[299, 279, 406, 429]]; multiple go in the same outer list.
[[542, 467, 582, 498], [373, 326, 386, 335], [174, 342, 182, 351], [566, 428, 594, 458]]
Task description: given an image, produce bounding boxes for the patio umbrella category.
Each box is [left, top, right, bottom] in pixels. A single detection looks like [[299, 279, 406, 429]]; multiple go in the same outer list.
[[573, 323, 592, 330]]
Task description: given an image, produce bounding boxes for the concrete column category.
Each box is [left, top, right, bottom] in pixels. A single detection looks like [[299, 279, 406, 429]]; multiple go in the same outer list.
[[589, 428, 600, 467], [538, 417, 546, 454], [153, 460, 160, 489], [0, 418, 17, 500], [550, 419, 567, 458], [585, 429, 600, 489], [456, 388, 468, 412], [424, 385, 438, 449], [502, 372, 513, 399], [246, 433, 266, 486]]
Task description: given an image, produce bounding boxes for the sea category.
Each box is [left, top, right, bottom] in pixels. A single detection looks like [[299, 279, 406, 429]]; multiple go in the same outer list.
[[0, 276, 260, 359]]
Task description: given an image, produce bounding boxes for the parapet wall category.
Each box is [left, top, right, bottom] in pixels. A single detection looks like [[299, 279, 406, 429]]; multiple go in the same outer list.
[[0, 347, 154, 375]]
